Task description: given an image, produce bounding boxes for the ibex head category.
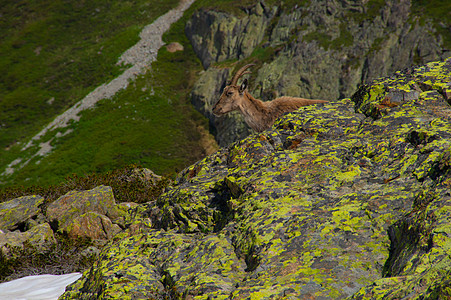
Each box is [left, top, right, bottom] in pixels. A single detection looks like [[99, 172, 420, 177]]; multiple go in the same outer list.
[[212, 64, 255, 116]]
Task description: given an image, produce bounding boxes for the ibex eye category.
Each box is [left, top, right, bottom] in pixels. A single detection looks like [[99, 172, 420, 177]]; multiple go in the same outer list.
[[227, 92, 233, 96]]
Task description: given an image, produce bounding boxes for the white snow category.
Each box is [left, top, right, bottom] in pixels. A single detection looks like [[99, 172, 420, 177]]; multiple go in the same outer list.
[[0, 273, 82, 300]]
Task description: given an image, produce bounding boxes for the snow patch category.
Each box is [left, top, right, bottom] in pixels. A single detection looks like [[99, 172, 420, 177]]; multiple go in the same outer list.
[[0, 273, 82, 300]]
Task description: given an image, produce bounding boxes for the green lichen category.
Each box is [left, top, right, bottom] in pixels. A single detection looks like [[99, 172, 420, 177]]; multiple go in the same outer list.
[[62, 58, 451, 299]]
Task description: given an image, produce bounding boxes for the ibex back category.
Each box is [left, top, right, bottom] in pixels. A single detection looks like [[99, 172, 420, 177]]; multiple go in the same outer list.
[[213, 64, 328, 132]]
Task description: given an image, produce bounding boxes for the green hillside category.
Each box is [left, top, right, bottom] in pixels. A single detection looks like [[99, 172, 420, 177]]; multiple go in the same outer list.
[[0, 0, 178, 148], [0, 0, 213, 187]]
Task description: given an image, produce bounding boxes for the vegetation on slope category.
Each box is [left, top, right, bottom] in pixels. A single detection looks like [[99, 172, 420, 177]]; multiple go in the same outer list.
[[0, 0, 213, 187], [0, 0, 179, 149]]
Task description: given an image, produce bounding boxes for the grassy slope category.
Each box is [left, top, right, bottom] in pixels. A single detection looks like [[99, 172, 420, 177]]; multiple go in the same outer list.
[[0, 0, 208, 187], [0, 0, 179, 147], [7, 47, 209, 186]]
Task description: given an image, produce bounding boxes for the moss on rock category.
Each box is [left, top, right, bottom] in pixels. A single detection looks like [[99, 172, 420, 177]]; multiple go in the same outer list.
[[0, 195, 44, 231], [62, 58, 451, 299]]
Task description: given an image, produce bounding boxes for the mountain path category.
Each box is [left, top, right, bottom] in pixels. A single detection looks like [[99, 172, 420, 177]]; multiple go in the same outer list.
[[3, 0, 195, 177]]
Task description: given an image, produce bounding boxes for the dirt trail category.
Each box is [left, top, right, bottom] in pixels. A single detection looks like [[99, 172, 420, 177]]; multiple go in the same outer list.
[[3, 0, 195, 177]]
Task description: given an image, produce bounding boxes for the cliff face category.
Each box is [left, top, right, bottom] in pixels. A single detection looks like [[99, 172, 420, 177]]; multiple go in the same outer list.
[[185, 3, 276, 70], [61, 59, 451, 299], [187, 0, 450, 146]]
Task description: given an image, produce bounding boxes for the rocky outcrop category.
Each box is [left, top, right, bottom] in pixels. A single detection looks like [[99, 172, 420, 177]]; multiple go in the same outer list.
[[185, 3, 277, 69], [0, 167, 166, 279], [187, 0, 450, 146], [46, 185, 123, 244], [0, 195, 55, 254], [61, 59, 451, 299], [0, 184, 133, 263]]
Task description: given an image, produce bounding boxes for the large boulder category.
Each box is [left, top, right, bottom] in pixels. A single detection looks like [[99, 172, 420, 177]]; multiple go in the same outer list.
[[46, 185, 122, 243], [62, 59, 451, 299], [65, 212, 121, 241]]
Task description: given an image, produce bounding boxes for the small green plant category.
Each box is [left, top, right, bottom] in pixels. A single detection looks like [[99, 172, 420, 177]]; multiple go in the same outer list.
[[346, 0, 386, 24], [330, 23, 354, 50], [302, 23, 353, 51], [302, 30, 333, 50]]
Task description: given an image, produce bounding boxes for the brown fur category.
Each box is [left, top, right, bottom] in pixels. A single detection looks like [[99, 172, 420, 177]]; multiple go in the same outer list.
[[212, 65, 328, 132]]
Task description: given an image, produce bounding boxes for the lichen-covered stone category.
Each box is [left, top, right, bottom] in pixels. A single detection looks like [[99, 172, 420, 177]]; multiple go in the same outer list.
[[62, 58, 451, 299], [65, 212, 122, 242], [25, 222, 57, 249], [46, 185, 122, 238], [0, 195, 44, 231], [0, 222, 56, 255]]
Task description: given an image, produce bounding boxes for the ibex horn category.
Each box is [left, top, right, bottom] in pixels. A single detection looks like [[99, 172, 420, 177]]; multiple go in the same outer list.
[[230, 64, 255, 86]]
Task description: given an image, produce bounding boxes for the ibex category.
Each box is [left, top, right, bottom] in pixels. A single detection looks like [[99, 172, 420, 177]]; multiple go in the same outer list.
[[212, 64, 328, 132]]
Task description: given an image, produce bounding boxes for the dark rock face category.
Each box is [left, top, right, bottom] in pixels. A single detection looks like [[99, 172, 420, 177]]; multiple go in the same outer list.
[[187, 1, 450, 146], [185, 3, 276, 69], [61, 59, 451, 299]]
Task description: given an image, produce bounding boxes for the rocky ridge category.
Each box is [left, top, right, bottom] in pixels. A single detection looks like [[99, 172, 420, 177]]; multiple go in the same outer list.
[[59, 58, 451, 299], [187, 0, 451, 146], [0, 186, 122, 257]]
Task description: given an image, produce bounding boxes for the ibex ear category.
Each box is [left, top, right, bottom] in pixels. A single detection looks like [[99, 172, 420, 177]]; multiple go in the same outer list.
[[239, 78, 248, 95]]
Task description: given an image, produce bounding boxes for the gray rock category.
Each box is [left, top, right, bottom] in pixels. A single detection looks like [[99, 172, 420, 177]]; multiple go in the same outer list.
[[0, 223, 56, 255], [0, 195, 44, 231], [46, 185, 122, 241], [61, 58, 451, 299]]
